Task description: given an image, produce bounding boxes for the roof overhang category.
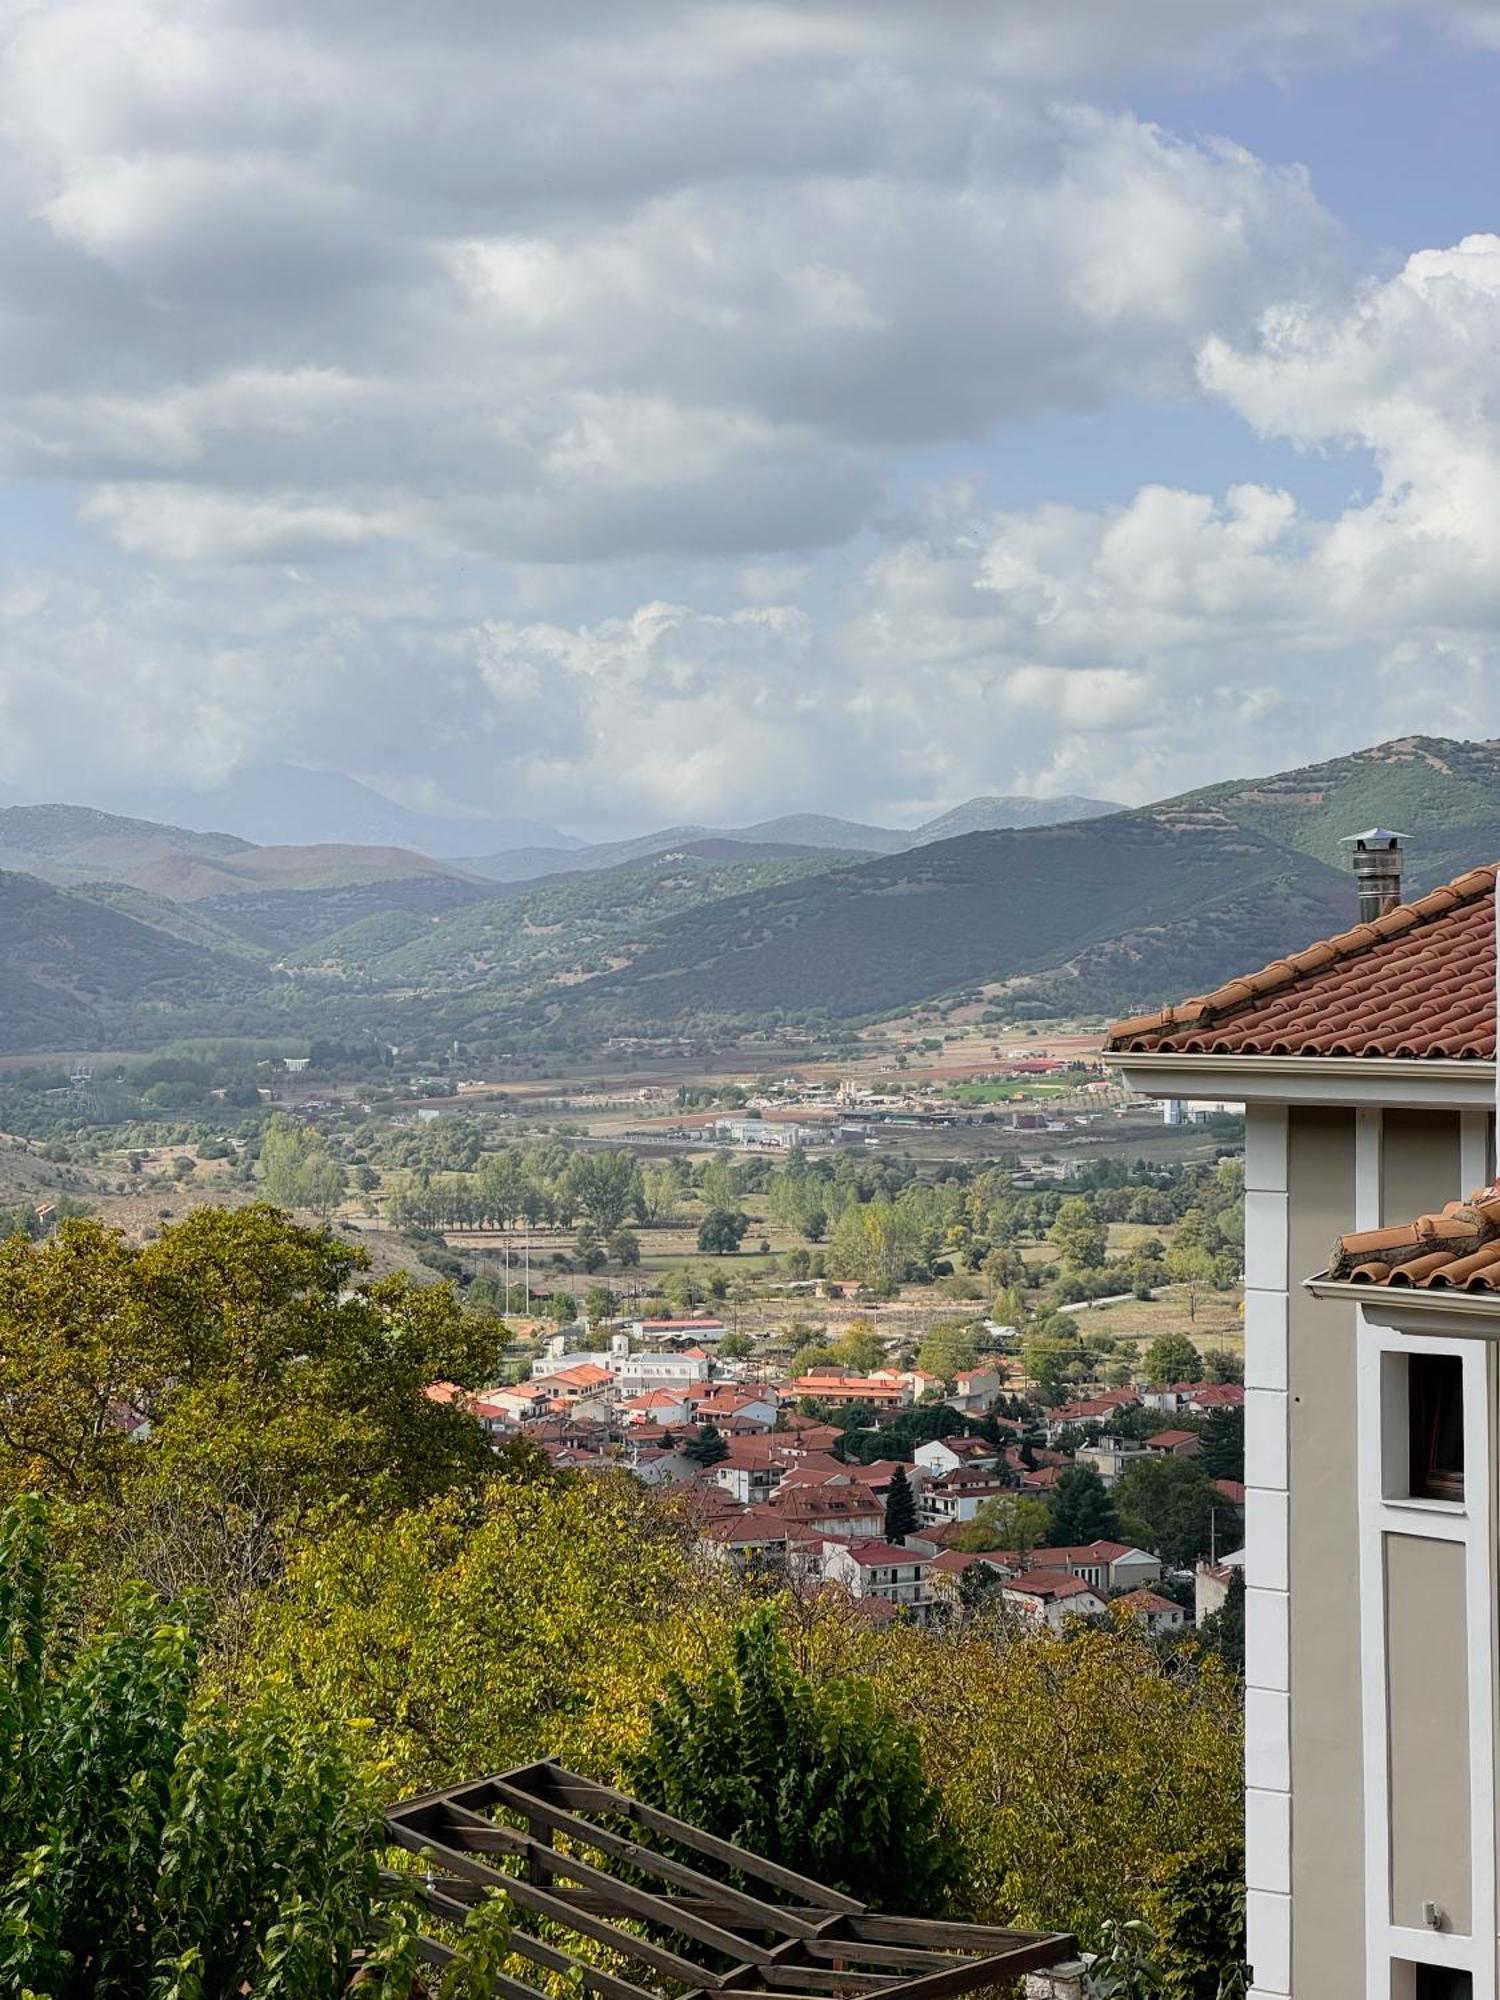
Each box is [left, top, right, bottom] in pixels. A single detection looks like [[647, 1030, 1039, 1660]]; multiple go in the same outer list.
[[1110, 1050, 1495, 1111], [1305, 1273, 1500, 1339]]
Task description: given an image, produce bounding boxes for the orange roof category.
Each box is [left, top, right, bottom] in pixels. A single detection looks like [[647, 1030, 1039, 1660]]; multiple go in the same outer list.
[[1107, 863, 1496, 1060], [1330, 1182, 1500, 1291]]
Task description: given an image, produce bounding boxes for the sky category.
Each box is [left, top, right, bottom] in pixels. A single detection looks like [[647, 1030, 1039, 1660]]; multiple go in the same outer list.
[[4, 1, 1500, 840]]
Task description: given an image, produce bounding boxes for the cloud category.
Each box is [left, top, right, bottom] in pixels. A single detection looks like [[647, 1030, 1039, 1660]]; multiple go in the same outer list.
[[0, 0, 1350, 567]]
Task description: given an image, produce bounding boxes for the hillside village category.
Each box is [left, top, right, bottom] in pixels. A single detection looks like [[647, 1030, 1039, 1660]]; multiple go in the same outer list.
[[429, 1309, 1246, 1635]]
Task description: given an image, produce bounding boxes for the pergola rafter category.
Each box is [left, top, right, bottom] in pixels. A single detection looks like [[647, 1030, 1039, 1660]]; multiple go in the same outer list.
[[384, 1758, 1075, 1998]]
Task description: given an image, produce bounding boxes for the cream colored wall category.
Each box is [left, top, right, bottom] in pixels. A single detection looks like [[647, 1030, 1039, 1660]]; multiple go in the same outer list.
[[1286, 1107, 1362, 2000], [1385, 1532, 1472, 1934], [1381, 1109, 1463, 1226]]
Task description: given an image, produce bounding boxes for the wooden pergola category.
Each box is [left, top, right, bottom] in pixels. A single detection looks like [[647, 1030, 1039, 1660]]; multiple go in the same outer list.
[[384, 1758, 1075, 1998]]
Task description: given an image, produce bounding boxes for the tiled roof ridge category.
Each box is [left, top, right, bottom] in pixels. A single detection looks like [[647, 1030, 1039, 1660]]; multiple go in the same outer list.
[[1331, 1182, 1500, 1291], [1107, 861, 1498, 1047]]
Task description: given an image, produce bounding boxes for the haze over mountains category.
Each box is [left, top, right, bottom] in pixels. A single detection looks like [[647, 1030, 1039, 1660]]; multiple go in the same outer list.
[[0, 736, 1494, 1054]]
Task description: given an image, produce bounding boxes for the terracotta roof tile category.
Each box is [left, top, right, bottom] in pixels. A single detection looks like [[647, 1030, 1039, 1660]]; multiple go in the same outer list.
[[1106, 863, 1497, 1059], [1331, 1184, 1500, 1292]]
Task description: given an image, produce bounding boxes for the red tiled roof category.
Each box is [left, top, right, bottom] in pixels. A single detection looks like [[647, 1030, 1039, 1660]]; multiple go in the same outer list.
[[1330, 1183, 1500, 1291], [1106, 863, 1496, 1060], [1003, 1569, 1099, 1601]]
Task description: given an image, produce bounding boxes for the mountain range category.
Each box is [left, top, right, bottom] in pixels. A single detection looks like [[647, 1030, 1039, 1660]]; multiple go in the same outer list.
[[0, 735, 1495, 1053]]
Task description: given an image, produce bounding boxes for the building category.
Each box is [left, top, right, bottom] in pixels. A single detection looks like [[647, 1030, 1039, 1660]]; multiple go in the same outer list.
[[914, 1436, 1001, 1478], [787, 1368, 910, 1410], [1039, 1540, 1164, 1593], [821, 1539, 931, 1614], [1144, 1428, 1201, 1458], [1115, 1587, 1187, 1635], [1075, 1437, 1145, 1487], [1107, 834, 1500, 2000], [999, 1571, 1106, 1630]]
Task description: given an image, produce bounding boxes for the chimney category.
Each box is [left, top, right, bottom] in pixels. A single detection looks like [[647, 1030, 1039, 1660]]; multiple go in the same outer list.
[[1340, 828, 1407, 924]]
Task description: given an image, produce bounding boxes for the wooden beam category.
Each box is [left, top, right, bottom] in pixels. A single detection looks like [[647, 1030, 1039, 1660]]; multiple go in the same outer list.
[[395, 1877, 659, 2000], [384, 1819, 718, 1988], [482, 1775, 819, 1939], [800, 1943, 954, 1972], [525, 1767, 864, 1913], [429, 1796, 779, 1966], [879, 1940, 1077, 2000]]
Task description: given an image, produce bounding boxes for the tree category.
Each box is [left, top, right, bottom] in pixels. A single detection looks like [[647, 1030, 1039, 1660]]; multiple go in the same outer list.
[[1198, 1407, 1243, 1481], [1046, 1464, 1119, 1548], [574, 1223, 608, 1273], [683, 1424, 729, 1467], [916, 1320, 980, 1381], [566, 1151, 643, 1235], [1199, 1347, 1243, 1386], [0, 1209, 506, 1534], [698, 1208, 750, 1255], [630, 1607, 964, 1912], [951, 1494, 1051, 1557], [1114, 1457, 1219, 1568], [827, 1199, 923, 1295], [583, 1284, 618, 1325], [0, 1495, 393, 1998], [1196, 1568, 1245, 1676], [1143, 1333, 1202, 1388], [833, 1319, 886, 1373], [717, 1330, 753, 1361], [259, 1115, 348, 1217], [883, 1464, 918, 1543], [1050, 1197, 1107, 1271], [608, 1227, 642, 1268]]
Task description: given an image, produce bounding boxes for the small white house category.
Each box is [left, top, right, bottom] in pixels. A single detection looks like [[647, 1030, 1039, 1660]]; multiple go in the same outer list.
[[822, 1539, 931, 1613]]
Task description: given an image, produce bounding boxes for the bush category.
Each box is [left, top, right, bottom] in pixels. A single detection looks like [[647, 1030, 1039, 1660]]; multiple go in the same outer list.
[[630, 1606, 964, 1912]]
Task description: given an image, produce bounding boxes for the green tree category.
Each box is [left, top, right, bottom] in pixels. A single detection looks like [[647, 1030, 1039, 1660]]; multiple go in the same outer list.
[[630, 1607, 964, 1912], [1143, 1333, 1202, 1388], [608, 1226, 642, 1268], [583, 1284, 618, 1325], [1196, 1568, 1245, 1676], [1046, 1464, 1119, 1548], [683, 1424, 730, 1466], [259, 1115, 348, 1217], [833, 1319, 887, 1372], [717, 1331, 753, 1361], [566, 1151, 643, 1235], [698, 1208, 750, 1255], [916, 1320, 981, 1382], [1050, 1197, 1108, 1271], [827, 1199, 923, 1295], [1114, 1457, 1219, 1568], [1198, 1408, 1243, 1482], [883, 1464, 918, 1543], [0, 1495, 390, 1998], [951, 1494, 1052, 1556]]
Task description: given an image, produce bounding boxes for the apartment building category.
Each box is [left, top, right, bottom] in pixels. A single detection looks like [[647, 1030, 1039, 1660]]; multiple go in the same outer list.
[[1108, 833, 1496, 2000]]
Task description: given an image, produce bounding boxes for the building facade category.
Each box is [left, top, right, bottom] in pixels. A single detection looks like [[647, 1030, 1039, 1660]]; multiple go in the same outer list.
[[1110, 849, 1498, 2000]]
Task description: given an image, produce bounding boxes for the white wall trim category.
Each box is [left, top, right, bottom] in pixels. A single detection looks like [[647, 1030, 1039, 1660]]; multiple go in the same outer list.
[[1356, 1317, 1497, 1999]]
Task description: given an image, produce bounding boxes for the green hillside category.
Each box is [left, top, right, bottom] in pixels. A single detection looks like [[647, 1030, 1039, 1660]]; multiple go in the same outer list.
[[538, 814, 1354, 1030], [1155, 735, 1500, 879]]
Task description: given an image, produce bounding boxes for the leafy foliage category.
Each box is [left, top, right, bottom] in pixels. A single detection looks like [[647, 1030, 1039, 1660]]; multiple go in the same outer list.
[[630, 1608, 964, 1913], [0, 1494, 384, 1999], [1046, 1465, 1119, 1548]]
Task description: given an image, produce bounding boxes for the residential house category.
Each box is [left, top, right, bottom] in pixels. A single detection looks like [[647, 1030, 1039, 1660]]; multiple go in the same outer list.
[[620, 1388, 696, 1428], [1076, 1436, 1146, 1487], [771, 1483, 884, 1542], [1042, 1392, 1139, 1442], [1107, 832, 1500, 2000], [1115, 1587, 1187, 1636], [950, 1366, 1004, 1415], [1195, 1549, 1244, 1622], [614, 1348, 713, 1395], [999, 1571, 1106, 1630], [694, 1387, 778, 1432], [1039, 1540, 1164, 1593], [1144, 1427, 1201, 1458], [921, 1467, 1014, 1525], [822, 1538, 931, 1614], [787, 1368, 910, 1410], [914, 1436, 1001, 1478]]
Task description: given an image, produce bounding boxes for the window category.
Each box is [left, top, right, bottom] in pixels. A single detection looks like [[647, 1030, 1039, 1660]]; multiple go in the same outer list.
[[1409, 1354, 1464, 1502], [1414, 1967, 1472, 2000]]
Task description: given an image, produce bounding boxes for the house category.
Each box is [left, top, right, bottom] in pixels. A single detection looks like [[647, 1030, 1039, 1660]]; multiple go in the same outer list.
[[926, 1548, 1013, 1601], [620, 1388, 695, 1427], [1038, 1540, 1164, 1593], [771, 1484, 884, 1542], [999, 1570, 1106, 1630], [1115, 1587, 1187, 1636], [1075, 1437, 1145, 1487], [694, 1388, 778, 1431], [1194, 1548, 1244, 1623], [1144, 1428, 1201, 1458], [787, 1369, 910, 1410], [921, 1468, 1014, 1524], [697, 1506, 792, 1570], [821, 1538, 931, 1613], [625, 1316, 727, 1342], [899, 1368, 948, 1401], [950, 1366, 1004, 1415], [473, 1381, 553, 1423], [1106, 831, 1500, 2000], [914, 1436, 1000, 1477], [614, 1348, 713, 1394], [1042, 1392, 1138, 1442]]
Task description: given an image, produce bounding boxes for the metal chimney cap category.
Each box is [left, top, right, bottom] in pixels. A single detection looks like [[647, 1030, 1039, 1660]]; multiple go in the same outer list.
[[1340, 828, 1409, 851]]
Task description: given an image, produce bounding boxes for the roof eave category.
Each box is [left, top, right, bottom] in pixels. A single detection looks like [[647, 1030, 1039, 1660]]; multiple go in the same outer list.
[[1110, 1049, 1495, 1110], [1305, 1272, 1500, 1337]]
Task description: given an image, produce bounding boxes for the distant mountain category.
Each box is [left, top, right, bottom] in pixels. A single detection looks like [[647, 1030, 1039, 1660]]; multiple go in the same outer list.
[[908, 794, 1120, 843], [1154, 735, 1500, 886], [461, 795, 1118, 882], [114, 764, 578, 859], [536, 813, 1353, 1030]]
